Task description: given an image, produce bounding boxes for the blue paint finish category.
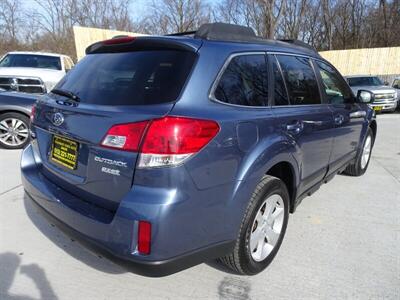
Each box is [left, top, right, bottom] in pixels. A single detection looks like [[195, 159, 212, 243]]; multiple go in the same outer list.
[[20, 35, 375, 274]]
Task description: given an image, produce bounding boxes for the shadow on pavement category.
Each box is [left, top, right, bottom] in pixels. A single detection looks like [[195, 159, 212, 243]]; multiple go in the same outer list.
[[0, 252, 58, 300], [23, 194, 125, 275]]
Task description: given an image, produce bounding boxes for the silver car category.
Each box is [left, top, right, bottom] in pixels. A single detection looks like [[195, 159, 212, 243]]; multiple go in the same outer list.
[[346, 75, 398, 113]]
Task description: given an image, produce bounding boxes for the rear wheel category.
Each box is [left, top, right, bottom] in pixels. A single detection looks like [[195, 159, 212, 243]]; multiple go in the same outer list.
[[0, 112, 30, 149], [343, 127, 374, 176], [218, 175, 289, 275]]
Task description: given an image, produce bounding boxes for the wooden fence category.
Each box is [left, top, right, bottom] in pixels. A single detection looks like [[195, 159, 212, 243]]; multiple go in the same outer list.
[[319, 47, 400, 78], [73, 26, 145, 60]]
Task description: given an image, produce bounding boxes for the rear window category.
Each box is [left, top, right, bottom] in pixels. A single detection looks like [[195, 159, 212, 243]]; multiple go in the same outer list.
[[0, 54, 61, 70], [55, 50, 196, 105]]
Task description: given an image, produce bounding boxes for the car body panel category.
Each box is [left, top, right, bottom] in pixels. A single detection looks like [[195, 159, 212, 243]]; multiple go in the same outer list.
[[0, 90, 37, 115]]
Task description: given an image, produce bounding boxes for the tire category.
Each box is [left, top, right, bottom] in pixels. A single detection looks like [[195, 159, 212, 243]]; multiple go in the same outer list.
[[0, 112, 30, 149], [343, 127, 374, 176], [218, 175, 289, 275]]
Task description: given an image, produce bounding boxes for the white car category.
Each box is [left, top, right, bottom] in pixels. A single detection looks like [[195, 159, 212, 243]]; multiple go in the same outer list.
[[0, 51, 74, 94]]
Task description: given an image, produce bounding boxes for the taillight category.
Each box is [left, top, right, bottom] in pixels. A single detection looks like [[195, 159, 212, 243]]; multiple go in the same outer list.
[[138, 117, 220, 168], [101, 121, 149, 151], [137, 221, 151, 255], [101, 116, 220, 168], [30, 105, 36, 123]]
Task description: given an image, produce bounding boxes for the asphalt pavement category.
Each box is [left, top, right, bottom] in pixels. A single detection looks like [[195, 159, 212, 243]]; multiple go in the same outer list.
[[0, 114, 399, 300]]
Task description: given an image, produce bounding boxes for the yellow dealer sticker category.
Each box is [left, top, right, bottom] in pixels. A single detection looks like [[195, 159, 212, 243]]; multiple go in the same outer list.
[[51, 136, 79, 170]]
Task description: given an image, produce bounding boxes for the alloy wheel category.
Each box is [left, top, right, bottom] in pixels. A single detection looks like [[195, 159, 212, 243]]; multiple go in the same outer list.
[[0, 118, 29, 147], [249, 194, 285, 262]]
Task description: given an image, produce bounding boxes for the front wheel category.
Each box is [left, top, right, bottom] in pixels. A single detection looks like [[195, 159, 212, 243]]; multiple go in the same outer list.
[[0, 112, 30, 149], [343, 127, 374, 176], [218, 175, 289, 275]]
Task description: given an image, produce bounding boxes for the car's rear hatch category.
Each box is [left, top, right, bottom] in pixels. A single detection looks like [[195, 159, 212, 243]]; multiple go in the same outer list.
[[31, 37, 201, 214]]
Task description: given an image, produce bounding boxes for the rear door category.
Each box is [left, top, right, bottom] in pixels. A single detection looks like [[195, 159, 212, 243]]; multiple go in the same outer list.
[[32, 49, 197, 212], [270, 54, 335, 195], [313, 60, 365, 173]]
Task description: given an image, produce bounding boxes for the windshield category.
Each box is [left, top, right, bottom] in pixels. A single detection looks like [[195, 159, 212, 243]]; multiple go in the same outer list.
[[0, 54, 61, 70], [347, 76, 383, 87], [53, 50, 196, 105]]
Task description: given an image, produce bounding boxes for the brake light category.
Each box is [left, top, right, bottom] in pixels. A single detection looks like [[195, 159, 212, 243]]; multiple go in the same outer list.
[[138, 221, 151, 255], [139, 117, 219, 168], [103, 36, 135, 45], [30, 105, 36, 123], [101, 117, 219, 168], [101, 121, 149, 151]]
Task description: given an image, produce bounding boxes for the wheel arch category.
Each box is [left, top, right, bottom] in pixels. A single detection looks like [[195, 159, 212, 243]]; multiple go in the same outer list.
[[265, 161, 297, 213], [227, 139, 300, 241], [0, 109, 30, 118]]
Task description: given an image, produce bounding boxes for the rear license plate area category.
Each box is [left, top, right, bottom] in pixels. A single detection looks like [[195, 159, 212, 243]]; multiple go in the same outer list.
[[51, 135, 79, 170]]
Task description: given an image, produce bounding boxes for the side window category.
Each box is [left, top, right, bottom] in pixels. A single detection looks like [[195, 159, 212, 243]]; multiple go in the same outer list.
[[276, 55, 321, 105], [272, 56, 289, 106], [316, 61, 353, 104], [214, 54, 268, 107]]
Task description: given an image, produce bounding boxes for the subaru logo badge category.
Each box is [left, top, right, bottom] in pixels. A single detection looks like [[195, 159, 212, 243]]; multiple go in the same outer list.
[[52, 112, 64, 126]]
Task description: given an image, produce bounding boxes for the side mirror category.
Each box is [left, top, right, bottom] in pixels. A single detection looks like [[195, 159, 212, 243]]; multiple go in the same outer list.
[[384, 81, 389, 86], [357, 90, 374, 104]]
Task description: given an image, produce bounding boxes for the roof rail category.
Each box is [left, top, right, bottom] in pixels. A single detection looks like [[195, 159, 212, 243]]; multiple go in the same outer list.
[[278, 39, 317, 52]]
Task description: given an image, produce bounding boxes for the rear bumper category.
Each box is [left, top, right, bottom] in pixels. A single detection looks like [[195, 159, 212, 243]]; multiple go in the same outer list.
[[21, 144, 234, 276], [26, 191, 233, 277]]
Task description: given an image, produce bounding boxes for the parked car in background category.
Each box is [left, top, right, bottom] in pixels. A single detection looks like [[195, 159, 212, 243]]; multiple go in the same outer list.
[[392, 77, 400, 109], [22, 23, 376, 277], [0, 52, 74, 94], [345, 75, 398, 112], [0, 89, 36, 149]]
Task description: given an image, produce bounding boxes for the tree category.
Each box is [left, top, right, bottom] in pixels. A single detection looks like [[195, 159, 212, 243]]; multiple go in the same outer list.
[[140, 0, 211, 34]]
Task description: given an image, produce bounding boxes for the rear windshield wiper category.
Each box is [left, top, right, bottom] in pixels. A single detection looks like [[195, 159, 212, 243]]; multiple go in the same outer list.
[[51, 88, 80, 102]]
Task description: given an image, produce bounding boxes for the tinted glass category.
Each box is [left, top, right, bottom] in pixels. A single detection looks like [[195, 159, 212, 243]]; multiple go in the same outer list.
[[276, 55, 321, 105], [214, 54, 268, 106], [54, 51, 196, 105], [347, 76, 382, 87], [393, 79, 400, 89], [272, 56, 289, 106], [316, 61, 353, 104], [0, 54, 61, 70]]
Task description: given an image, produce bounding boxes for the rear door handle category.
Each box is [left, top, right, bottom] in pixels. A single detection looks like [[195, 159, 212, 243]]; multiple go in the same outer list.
[[285, 121, 304, 134], [334, 114, 344, 125]]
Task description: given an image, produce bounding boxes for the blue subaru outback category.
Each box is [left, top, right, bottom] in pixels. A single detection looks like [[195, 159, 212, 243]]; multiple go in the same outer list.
[[21, 23, 377, 276]]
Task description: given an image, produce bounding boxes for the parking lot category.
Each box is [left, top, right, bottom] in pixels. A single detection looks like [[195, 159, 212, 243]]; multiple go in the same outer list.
[[0, 113, 399, 300]]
